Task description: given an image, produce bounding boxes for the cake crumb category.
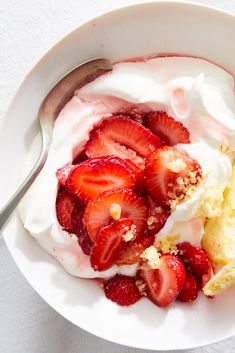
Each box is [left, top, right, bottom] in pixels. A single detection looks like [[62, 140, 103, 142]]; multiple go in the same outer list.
[[110, 203, 121, 221], [140, 245, 161, 269], [135, 279, 147, 295], [155, 206, 163, 213], [220, 143, 230, 154], [157, 234, 179, 254], [122, 224, 136, 242], [147, 215, 157, 226], [168, 158, 186, 172], [168, 170, 202, 210]]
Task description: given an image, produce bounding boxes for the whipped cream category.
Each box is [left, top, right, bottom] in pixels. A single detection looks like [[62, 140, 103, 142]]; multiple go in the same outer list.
[[19, 56, 235, 278]]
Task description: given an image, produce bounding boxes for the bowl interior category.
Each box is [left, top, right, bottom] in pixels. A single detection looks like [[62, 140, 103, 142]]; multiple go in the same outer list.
[[1, 1, 235, 350]]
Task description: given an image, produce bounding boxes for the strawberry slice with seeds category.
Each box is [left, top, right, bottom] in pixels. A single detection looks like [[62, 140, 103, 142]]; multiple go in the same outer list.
[[139, 254, 186, 307], [178, 272, 198, 303], [90, 218, 135, 271], [144, 111, 190, 145], [124, 159, 144, 193], [147, 197, 170, 234], [104, 274, 141, 306], [66, 156, 137, 203], [83, 189, 148, 242], [177, 242, 212, 279], [56, 186, 93, 253], [110, 157, 143, 193], [56, 162, 74, 186], [71, 204, 93, 255], [71, 201, 85, 237], [85, 116, 162, 169], [56, 186, 76, 233], [116, 231, 155, 265], [144, 146, 202, 206]]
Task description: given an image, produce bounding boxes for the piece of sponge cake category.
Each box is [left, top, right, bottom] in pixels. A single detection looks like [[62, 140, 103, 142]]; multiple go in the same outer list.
[[202, 163, 235, 265], [204, 259, 235, 296], [202, 162, 235, 295]]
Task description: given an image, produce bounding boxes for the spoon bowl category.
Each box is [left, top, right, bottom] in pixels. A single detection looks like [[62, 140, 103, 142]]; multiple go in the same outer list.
[[0, 58, 112, 232]]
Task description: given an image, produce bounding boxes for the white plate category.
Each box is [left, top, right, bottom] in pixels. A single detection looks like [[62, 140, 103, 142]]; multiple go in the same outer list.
[[1, 1, 235, 350]]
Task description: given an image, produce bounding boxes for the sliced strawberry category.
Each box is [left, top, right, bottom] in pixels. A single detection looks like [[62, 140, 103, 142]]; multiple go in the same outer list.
[[178, 272, 198, 302], [177, 242, 212, 279], [77, 229, 93, 255], [108, 157, 143, 193], [104, 274, 141, 306], [56, 162, 74, 186], [147, 197, 170, 234], [123, 159, 144, 193], [56, 186, 76, 233], [85, 116, 162, 169], [56, 186, 93, 253], [90, 218, 135, 271], [71, 202, 85, 236], [66, 156, 137, 203], [144, 111, 190, 145], [112, 110, 144, 124], [169, 255, 186, 292], [139, 254, 186, 307], [116, 231, 155, 265], [144, 146, 202, 206], [83, 189, 148, 242], [73, 149, 88, 164], [71, 204, 93, 255]]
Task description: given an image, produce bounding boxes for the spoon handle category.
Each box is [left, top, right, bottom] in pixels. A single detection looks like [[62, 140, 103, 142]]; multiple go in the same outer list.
[[0, 137, 49, 233]]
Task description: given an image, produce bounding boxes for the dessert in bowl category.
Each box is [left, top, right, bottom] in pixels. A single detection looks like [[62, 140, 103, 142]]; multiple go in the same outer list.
[[20, 55, 235, 307], [2, 1, 235, 350]]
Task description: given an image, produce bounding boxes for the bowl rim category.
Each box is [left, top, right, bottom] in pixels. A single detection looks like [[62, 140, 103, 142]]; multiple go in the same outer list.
[[2, 0, 235, 129], [2, 1, 235, 351]]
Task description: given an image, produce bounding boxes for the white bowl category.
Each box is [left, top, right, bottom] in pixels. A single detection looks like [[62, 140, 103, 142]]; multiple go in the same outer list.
[[1, 1, 235, 350]]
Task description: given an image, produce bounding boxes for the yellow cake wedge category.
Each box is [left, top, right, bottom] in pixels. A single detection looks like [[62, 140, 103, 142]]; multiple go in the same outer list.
[[203, 259, 235, 296], [202, 162, 235, 265]]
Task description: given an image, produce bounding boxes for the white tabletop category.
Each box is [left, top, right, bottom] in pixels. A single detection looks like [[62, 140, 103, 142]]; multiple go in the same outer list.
[[1, 1, 235, 352]]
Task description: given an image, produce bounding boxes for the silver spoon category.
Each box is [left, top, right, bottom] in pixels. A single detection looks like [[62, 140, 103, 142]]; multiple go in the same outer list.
[[0, 58, 113, 232]]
